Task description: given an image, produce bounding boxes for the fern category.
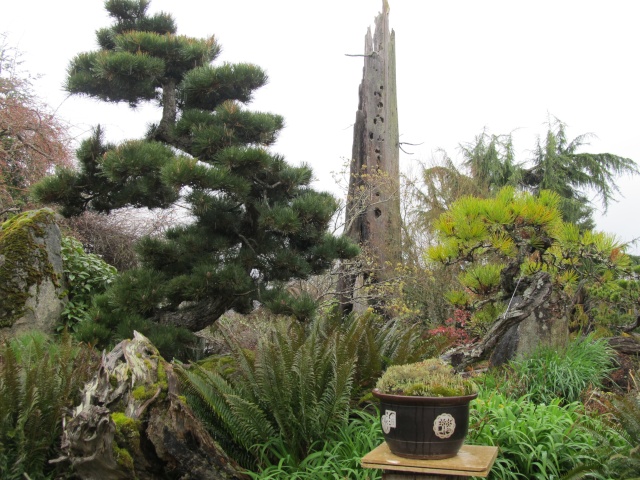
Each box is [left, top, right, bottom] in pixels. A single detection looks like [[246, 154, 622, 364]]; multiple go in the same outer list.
[[177, 312, 430, 469], [0, 332, 97, 480]]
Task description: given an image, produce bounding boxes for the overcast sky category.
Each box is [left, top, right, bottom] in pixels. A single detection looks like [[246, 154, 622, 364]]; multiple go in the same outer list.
[[2, 1, 639, 252]]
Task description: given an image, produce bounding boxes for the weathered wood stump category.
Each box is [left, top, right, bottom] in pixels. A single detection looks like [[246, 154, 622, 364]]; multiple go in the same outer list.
[[57, 331, 248, 480]]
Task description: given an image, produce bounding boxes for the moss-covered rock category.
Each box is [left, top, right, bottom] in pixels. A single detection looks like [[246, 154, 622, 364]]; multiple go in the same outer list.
[[0, 209, 66, 339]]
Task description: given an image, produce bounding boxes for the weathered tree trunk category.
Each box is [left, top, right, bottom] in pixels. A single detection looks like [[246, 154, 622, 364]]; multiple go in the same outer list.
[[340, 0, 402, 314], [56, 332, 248, 480], [152, 297, 230, 331], [443, 272, 569, 370]]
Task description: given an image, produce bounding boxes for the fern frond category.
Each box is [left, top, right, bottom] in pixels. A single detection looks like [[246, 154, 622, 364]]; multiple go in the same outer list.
[[225, 394, 276, 450]]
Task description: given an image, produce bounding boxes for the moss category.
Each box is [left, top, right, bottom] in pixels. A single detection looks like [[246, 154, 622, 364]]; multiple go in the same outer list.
[[112, 441, 135, 472], [111, 412, 140, 474], [132, 384, 156, 402], [111, 412, 140, 437], [376, 358, 478, 397], [131, 357, 169, 403], [156, 358, 167, 388], [0, 209, 59, 328]]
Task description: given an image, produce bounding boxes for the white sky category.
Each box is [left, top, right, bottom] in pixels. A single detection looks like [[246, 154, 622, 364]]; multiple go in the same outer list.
[[2, 1, 639, 253]]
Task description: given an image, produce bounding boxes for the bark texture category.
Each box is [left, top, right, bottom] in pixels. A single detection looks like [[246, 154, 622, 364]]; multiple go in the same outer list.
[[58, 332, 248, 480], [341, 0, 401, 313]]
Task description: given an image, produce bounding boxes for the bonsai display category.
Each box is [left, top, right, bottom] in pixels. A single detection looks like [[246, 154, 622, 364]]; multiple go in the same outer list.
[[372, 359, 478, 460]]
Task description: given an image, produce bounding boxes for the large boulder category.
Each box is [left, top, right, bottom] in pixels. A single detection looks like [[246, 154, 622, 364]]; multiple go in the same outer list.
[[444, 271, 569, 369], [0, 209, 66, 340], [58, 332, 248, 480]]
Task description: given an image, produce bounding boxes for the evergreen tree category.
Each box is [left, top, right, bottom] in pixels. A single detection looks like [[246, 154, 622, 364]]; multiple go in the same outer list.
[[419, 118, 637, 231], [521, 118, 637, 230], [34, 0, 357, 343], [427, 187, 633, 366]]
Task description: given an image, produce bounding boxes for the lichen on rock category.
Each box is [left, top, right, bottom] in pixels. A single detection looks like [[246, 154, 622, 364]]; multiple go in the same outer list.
[[0, 209, 66, 339]]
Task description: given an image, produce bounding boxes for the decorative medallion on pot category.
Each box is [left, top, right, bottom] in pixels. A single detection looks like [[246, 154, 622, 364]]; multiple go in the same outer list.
[[373, 359, 478, 460]]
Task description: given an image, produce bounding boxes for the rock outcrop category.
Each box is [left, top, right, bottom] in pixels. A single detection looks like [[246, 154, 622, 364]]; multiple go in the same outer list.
[[0, 209, 66, 340]]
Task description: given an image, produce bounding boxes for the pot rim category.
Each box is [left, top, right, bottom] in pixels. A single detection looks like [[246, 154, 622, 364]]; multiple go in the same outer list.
[[372, 388, 478, 405]]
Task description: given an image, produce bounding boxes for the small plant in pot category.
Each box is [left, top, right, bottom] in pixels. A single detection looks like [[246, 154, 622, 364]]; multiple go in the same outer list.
[[372, 358, 478, 460]]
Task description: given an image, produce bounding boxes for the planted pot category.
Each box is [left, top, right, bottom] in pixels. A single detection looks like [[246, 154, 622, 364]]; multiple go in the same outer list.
[[372, 388, 477, 459], [373, 359, 478, 460]]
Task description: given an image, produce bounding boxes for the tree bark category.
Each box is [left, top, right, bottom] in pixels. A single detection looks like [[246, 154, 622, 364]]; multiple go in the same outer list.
[[57, 332, 248, 480], [341, 0, 401, 314], [153, 298, 230, 331], [152, 78, 177, 144]]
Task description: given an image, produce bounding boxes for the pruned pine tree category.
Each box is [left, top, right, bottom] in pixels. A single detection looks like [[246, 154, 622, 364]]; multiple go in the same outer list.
[[428, 187, 633, 368], [33, 0, 357, 343]]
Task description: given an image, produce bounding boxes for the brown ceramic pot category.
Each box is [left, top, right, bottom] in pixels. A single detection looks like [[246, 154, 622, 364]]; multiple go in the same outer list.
[[372, 388, 478, 460]]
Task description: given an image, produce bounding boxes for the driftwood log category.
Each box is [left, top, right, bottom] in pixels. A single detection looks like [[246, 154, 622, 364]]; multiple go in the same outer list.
[[55, 332, 248, 480]]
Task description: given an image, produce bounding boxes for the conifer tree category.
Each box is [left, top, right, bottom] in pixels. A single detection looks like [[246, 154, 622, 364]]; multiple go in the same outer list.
[[34, 0, 357, 338], [419, 118, 637, 231]]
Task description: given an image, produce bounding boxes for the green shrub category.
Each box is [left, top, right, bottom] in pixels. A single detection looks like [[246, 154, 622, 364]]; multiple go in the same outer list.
[[60, 236, 117, 330], [0, 332, 98, 479], [498, 334, 615, 404], [74, 285, 197, 361], [469, 391, 623, 480]]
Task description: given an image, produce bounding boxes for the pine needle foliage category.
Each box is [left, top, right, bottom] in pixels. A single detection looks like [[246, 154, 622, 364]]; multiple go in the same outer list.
[[423, 118, 638, 232], [428, 186, 635, 340], [177, 312, 431, 468], [33, 0, 357, 340], [0, 332, 97, 479]]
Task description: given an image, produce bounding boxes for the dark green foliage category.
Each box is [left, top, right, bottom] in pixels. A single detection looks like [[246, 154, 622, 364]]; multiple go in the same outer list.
[[177, 313, 431, 469], [33, 0, 357, 339], [422, 117, 638, 231], [523, 119, 637, 230], [0, 332, 98, 479], [73, 289, 196, 361]]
